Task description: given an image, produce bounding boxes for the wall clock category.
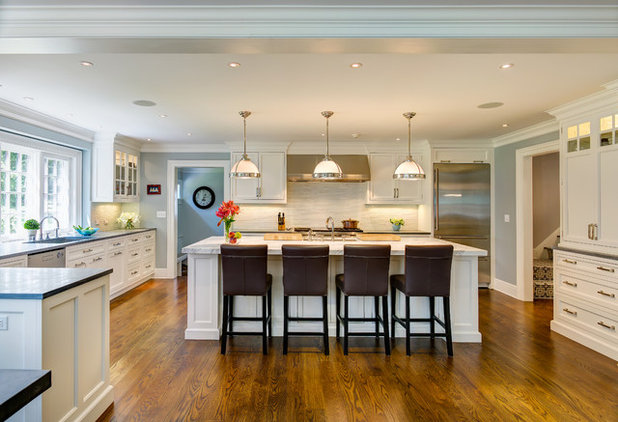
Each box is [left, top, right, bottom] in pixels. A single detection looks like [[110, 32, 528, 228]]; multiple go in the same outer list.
[[192, 186, 215, 209]]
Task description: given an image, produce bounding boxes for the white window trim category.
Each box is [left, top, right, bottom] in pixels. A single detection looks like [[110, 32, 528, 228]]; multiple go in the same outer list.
[[0, 130, 82, 240]]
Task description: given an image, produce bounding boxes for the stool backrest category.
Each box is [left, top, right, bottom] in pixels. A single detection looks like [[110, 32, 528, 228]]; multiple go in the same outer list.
[[404, 245, 454, 296], [343, 244, 391, 295], [221, 244, 269, 295], [282, 245, 329, 296]]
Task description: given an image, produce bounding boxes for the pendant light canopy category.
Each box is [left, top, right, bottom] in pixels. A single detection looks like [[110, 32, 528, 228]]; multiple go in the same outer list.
[[313, 111, 343, 179], [230, 110, 260, 178], [393, 112, 426, 180]]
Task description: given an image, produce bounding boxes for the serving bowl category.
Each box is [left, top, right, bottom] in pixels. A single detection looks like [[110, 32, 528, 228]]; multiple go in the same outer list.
[[74, 227, 99, 236]]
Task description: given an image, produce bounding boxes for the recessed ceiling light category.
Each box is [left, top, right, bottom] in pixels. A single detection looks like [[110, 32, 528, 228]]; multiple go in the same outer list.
[[23, 96, 34, 101], [228, 62, 241, 68], [159, 114, 168, 118], [395, 138, 401, 141], [502, 123, 509, 128], [133, 100, 156, 107], [350, 63, 363, 68], [80, 61, 94, 67], [321, 133, 325, 137], [67, 113, 74, 117], [477, 102, 504, 109], [351, 132, 361, 139], [187, 132, 192, 136], [146, 138, 152, 142], [499, 63, 514, 69]]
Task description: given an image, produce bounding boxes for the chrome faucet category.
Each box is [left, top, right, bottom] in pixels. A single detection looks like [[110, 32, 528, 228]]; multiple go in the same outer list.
[[307, 228, 313, 241], [326, 216, 335, 241], [39, 216, 60, 240]]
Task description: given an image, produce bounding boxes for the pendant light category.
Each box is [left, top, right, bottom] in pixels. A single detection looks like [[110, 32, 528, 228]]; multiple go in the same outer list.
[[313, 111, 343, 179], [393, 112, 426, 180], [230, 110, 260, 178]]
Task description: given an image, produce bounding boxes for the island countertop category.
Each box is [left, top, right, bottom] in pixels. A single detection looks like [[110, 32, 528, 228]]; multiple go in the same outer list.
[[0, 267, 113, 299], [182, 235, 487, 256]]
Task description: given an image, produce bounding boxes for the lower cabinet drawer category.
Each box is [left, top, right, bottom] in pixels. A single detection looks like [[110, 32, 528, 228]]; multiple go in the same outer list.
[[66, 242, 106, 261], [557, 296, 618, 343], [142, 242, 155, 257], [556, 271, 617, 312], [141, 260, 155, 276], [555, 251, 618, 282], [127, 264, 141, 283], [127, 247, 141, 263], [0, 256, 28, 267], [67, 253, 106, 268]]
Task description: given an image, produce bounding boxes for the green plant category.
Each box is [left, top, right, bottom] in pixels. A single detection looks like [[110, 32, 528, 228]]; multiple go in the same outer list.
[[389, 218, 405, 226], [24, 219, 40, 230]]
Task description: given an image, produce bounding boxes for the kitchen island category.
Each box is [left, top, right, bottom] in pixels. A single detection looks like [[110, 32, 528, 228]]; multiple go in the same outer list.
[[183, 236, 486, 343]]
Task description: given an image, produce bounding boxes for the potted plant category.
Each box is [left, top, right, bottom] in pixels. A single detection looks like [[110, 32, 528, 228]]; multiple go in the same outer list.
[[390, 218, 405, 231], [216, 201, 241, 243], [24, 219, 40, 241]]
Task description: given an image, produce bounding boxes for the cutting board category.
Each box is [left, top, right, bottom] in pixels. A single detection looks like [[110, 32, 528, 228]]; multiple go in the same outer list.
[[264, 233, 303, 241], [356, 233, 401, 241]]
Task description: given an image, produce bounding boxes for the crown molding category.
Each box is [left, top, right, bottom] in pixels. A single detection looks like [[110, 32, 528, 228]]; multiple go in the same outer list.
[[140, 142, 230, 153], [429, 139, 493, 148], [492, 119, 559, 148], [0, 98, 95, 142], [546, 79, 618, 121], [1, 4, 617, 39]]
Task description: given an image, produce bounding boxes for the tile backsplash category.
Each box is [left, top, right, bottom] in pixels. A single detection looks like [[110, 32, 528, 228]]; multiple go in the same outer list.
[[91, 202, 140, 231], [233, 182, 419, 232]]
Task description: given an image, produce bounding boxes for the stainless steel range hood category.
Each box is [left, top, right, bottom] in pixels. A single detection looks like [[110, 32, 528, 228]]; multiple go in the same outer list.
[[287, 154, 371, 182]]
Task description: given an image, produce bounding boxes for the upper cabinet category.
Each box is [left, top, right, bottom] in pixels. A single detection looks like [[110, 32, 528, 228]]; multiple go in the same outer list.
[[432, 148, 490, 164], [231, 151, 287, 203], [92, 133, 141, 203], [366, 153, 424, 204]]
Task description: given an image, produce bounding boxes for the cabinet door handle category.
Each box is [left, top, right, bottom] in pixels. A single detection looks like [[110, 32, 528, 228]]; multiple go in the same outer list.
[[597, 321, 615, 331], [562, 280, 577, 287], [562, 308, 577, 316], [563, 259, 577, 265], [587, 223, 593, 240], [596, 266, 614, 273], [593, 223, 598, 241], [597, 290, 615, 298], [434, 168, 440, 231]]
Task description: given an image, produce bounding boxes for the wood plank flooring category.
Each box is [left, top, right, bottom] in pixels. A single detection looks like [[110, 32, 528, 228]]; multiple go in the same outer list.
[[99, 277, 617, 421]]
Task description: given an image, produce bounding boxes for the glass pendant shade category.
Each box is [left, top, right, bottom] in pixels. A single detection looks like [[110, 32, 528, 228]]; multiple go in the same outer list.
[[230, 110, 260, 178], [313, 110, 343, 179], [393, 112, 426, 180]]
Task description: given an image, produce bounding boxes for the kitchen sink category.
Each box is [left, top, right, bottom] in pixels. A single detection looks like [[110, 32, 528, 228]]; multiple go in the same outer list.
[[24, 236, 86, 244]]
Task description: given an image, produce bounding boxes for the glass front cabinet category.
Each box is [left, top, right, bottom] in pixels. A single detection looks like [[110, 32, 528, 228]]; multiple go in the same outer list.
[[92, 134, 140, 203], [114, 150, 138, 199]]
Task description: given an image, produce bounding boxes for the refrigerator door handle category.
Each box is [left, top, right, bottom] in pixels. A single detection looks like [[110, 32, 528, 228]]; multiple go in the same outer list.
[[434, 168, 439, 232]]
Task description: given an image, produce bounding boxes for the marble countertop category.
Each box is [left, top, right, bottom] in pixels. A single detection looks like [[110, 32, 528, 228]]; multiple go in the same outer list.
[[182, 235, 487, 257], [0, 369, 51, 421], [0, 267, 113, 299], [0, 228, 155, 261]]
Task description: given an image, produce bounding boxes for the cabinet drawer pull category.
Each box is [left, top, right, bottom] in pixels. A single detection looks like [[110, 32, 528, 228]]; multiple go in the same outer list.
[[113, 242, 122, 246], [562, 280, 577, 287], [132, 238, 139, 242], [131, 270, 139, 276], [596, 266, 615, 273], [145, 248, 152, 252], [93, 257, 103, 262], [597, 321, 616, 331], [562, 308, 577, 316], [113, 252, 123, 256], [440, 160, 451, 163], [83, 248, 93, 253], [563, 259, 577, 265], [145, 265, 151, 269], [597, 290, 615, 298], [146, 235, 152, 239], [75, 261, 86, 267], [131, 253, 139, 257]]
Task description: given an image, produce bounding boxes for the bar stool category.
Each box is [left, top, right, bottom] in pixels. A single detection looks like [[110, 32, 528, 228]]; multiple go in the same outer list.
[[282, 245, 330, 355], [390, 245, 454, 356], [335, 245, 391, 355], [220, 244, 272, 355]]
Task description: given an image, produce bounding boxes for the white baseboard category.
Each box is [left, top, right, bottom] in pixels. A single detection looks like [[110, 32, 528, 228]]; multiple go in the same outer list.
[[154, 267, 175, 279], [492, 278, 520, 300]]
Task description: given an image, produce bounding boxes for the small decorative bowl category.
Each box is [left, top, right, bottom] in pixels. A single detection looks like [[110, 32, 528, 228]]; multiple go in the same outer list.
[[75, 227, 99, 236]]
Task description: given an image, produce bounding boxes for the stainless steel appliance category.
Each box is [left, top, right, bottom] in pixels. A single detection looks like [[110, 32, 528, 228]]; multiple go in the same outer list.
[[434, 163, 490, 286], [27, 248, 66, 267]]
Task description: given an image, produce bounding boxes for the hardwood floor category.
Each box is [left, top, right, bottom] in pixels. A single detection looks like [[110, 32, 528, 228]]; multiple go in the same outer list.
[[99, 277, 617, 421]]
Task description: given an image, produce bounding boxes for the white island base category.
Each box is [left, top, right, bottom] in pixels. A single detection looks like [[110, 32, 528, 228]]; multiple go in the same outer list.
[[183, 236, 486, 343]]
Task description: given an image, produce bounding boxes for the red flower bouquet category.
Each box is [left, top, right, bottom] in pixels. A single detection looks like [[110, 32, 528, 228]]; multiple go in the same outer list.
[[216, 201, 241, 243]]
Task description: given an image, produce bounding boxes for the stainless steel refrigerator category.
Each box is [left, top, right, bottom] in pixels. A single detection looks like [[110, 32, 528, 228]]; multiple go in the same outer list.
[[434, 163, 491, 286]]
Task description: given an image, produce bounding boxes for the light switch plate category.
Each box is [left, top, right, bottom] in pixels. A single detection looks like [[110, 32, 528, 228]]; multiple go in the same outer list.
[[156, 211, 166, 218], [504, 214, 510, 223], [0, 315, 8, 330]]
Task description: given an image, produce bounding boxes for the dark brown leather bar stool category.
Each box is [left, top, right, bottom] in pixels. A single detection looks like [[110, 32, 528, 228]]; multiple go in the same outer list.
[[390, 245, 454, 356], [335, 244, 391, 356], [220, 244, 272, 355], [282, 245, 330, 355]]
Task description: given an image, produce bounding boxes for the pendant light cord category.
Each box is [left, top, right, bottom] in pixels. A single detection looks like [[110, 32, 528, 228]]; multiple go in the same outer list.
[[326, 116, 330, 158], [243, 116, 247, 157], [407, 116, 411, 159]]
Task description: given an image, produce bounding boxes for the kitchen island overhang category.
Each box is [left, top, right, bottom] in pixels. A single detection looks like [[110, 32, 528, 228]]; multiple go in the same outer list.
[[183, 236, 486, 343]]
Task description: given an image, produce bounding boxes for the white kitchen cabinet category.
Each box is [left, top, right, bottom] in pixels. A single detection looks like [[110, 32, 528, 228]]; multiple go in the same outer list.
[[367, 153, 424, 204], [0, 255, 27, 267], [92, 133, 140, 202], [231, 151, 287, 203], [432, 148, 490, 164]]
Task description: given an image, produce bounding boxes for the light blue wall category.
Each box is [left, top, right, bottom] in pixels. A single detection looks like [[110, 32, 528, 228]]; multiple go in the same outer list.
[[494, 130, 559, 285], [0, 115, 93, 224], [177, 168, 224, 254], [139, 152, 230, 267]]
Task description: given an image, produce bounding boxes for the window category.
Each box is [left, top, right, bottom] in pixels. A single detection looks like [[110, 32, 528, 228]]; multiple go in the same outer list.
[[0, 132, 81, 240]]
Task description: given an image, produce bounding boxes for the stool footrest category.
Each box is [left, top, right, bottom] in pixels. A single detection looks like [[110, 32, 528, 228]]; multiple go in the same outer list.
[[286, 331, 328, 337], [345, 332, 389, 337], [229, 316, 269, 322], [225, 331, 270, 336], [337, 315, 383, 323], [408, 333, 447, 337], [288, 317, 324, 322]]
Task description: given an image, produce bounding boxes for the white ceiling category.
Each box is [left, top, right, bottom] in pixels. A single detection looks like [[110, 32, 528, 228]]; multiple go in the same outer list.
[[0, 2, 617, 147]]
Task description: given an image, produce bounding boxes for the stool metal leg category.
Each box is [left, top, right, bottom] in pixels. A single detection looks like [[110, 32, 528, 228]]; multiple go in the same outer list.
[[444, 296, 453, 356], [382, 295, 391, 356], [221, 295, 229, 355], [268, 287, 273, 338], [405, 295, 411, 356], [374, 296, 380, 339], [429, 296, 435, 339], [283, 295, 289, 355], [390, 286, 396, 338], [336, 286, 341, 340], [343, 295, 349, 355], [322, 295, 329, 355], [262, 295, 268, 355]]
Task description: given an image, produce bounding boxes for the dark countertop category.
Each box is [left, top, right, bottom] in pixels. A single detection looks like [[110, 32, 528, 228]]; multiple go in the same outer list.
[[237, 230, 431, 235], [554, 246, 618, 261], [0, 369, 51, 421], [0, 228, 155, 261], [0, 267, 113, 299]]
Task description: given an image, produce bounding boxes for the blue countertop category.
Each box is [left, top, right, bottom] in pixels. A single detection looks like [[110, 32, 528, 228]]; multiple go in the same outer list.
[[0, 369, 51, 421], [0, 268, 113, 299], [0, 228, 155, 261]]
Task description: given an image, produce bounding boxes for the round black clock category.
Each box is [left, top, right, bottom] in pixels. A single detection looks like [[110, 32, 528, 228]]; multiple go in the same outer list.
[[192, 186, 215, 209]]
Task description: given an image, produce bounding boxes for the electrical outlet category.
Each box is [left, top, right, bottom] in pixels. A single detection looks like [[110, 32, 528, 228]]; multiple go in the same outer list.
[[504, 214, 510, 223], [0, 315, 8, 331], [156, 211, 166, 218]]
